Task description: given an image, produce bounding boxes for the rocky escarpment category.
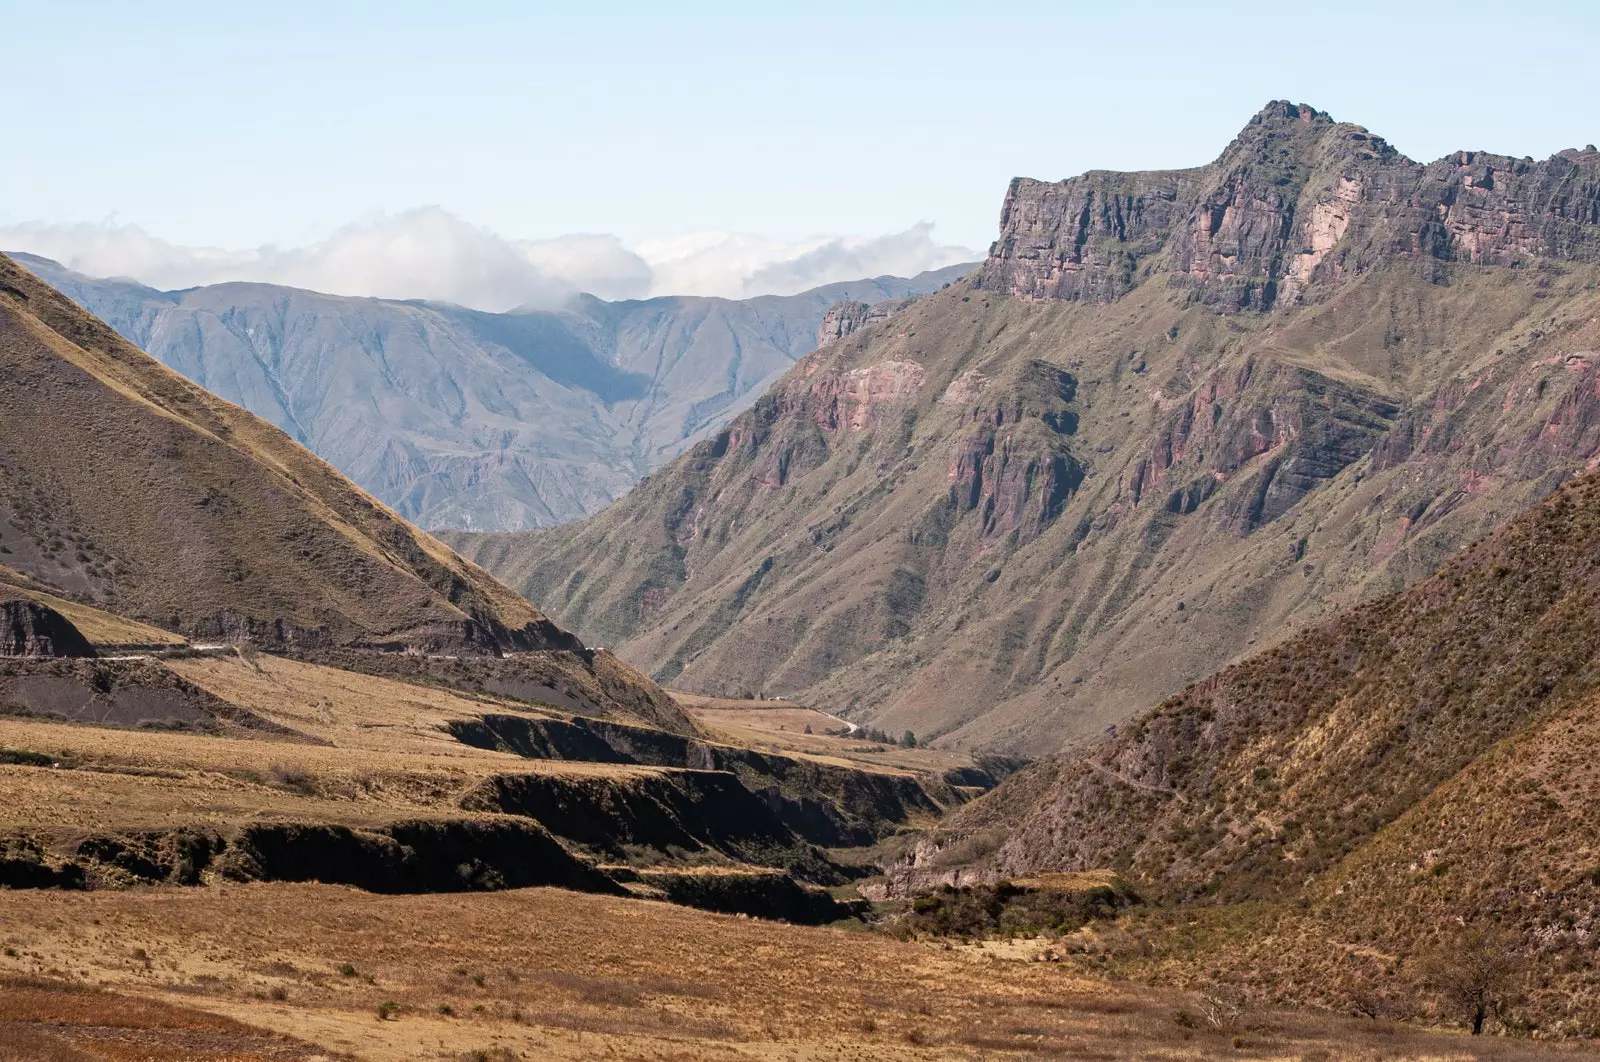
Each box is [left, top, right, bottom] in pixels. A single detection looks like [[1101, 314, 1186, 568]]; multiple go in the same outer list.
[[0, 819, 622, 895], [0, 599, 95, 658], [450, 712, 951, 847], [1121, 360, 1400, 533], [817, 298, 915, 348], [983, 101, 1600, 311], [942, 361, 1083, 543]]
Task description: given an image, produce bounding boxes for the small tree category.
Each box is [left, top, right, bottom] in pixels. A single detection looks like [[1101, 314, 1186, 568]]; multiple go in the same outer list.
[[900, 730, 918, 748], [1418, 927, 1523, 1035]]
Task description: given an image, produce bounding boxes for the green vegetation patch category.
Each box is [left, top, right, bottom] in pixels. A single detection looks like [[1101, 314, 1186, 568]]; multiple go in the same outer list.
[[895, 879, 1140, 939]]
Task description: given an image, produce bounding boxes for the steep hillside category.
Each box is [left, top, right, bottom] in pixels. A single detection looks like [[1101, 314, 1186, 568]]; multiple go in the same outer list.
[[970, 467, 1600, 897], [18, 254, 972, 530], [0, 251, 573, 653], [449, 102, 1600, 754], [912, 457, 1600, 1032]]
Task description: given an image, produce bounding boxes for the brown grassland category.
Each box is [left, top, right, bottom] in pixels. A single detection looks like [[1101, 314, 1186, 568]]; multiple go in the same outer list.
[[2, 883, 1594, 1062], [677, 692, 973, 777]]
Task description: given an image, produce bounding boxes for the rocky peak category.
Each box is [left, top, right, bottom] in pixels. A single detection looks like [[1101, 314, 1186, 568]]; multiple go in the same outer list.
[[0, 599, 96, 658], [982, 102, 1600, 312]]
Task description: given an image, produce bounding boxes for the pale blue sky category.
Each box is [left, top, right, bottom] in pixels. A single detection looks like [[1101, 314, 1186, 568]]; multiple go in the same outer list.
[[4, 1, 1598, 263]]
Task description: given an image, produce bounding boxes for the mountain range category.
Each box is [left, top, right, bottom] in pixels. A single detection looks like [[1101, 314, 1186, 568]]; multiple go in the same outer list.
[[447, 102, 1600, 755], [14, 253, 972, 531], [6, 98, 1600, 1050]]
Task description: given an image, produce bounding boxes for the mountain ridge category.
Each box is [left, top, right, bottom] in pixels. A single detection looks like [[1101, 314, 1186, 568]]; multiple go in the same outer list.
[[0, 250, 574, 653], [447, 102, 1600, 755], [15, 253, 974, 531]]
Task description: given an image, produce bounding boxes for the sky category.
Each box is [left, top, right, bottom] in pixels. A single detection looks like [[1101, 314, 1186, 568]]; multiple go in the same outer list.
[[3, 0, 1598, 308]]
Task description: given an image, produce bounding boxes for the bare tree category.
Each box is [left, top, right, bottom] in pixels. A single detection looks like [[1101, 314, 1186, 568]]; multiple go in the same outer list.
[[1417, 927, 1524, 1035], [1196, 983, 1245, 1032]]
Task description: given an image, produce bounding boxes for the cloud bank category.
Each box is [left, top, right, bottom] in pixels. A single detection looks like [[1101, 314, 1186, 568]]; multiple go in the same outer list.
[[0, 209, 979, 311]]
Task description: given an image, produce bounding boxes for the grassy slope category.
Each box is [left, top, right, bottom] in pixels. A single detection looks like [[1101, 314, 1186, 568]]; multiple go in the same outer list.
[[917, 466, 1600, 1030], [2, 883, 1591, 1061], [976, 469, 1600, 896], [0, 563, 185, 649], [0, 252, 568, 653], [450, 258, 1600, 754]]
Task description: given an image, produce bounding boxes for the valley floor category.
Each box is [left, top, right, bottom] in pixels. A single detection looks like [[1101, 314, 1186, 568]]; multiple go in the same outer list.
[[1, 883, 1591, 1062]]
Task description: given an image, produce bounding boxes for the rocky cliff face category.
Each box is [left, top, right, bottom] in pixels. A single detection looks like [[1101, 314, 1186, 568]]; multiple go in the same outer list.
[[982, 102, 1600, 312], [816, 298, 915, 348], [448, 104, 1600, 755], [0, 599, 95, 658]]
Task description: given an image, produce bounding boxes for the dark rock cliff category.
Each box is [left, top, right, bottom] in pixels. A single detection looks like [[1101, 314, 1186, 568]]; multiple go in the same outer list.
[[0, 599, 95, 658]]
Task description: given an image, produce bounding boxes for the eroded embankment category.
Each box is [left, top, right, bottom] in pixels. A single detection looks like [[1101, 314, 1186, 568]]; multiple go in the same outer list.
[[460, 769, 840, 882], [620, 866, 861, 923], [0, 816, 862, 924], [451, 713, 950, 846], [0, 819, 621, 895]]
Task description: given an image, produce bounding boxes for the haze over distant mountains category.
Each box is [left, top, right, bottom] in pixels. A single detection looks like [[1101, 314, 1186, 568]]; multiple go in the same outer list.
[[13, 253, 974, 530], [0, 211, 978, 309]]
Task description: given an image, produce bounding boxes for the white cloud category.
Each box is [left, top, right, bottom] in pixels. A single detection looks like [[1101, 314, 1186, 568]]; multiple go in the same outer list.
[[634, 224, 976, 300], [0, 210, 979, 311]]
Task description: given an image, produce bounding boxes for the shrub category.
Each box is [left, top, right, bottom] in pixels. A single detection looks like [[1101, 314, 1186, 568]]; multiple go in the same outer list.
[[267, 764, 316, 795], [376, 1000, 400, 1020], [1417, 927, 1524, 1035]]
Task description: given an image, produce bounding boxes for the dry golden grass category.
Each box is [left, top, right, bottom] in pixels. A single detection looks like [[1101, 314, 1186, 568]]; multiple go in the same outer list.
[[166, 652, 569, 755], [0, 251, 560, 654], [668, 692, 807, 712], [0, 883, 1588, 1062], [0, 565, 185, 649], [0, 652, 679, 835], [0, 975, 320, 1061], [682, 702, 973, 778]]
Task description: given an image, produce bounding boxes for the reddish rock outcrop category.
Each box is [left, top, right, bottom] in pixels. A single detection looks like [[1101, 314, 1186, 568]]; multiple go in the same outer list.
[[1123, 360, 1398, 533], [982, 101, 1600, 311], [806, 360, 926, 432]]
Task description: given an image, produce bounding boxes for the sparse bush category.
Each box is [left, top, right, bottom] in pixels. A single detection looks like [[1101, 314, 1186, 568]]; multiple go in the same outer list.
[[376, 1000, 400, 1020], [268, 986, 288, 1002], [438, 1003, 455, 1016], [266, 763, 316, 795], [336, 962, 356, 977], [1417, 926, 1524, 1035]]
